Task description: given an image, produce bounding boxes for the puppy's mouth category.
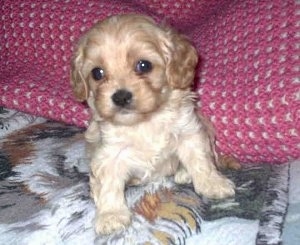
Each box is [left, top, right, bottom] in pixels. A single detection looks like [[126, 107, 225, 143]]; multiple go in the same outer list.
[[114, 106, 136, 117], [118, 108, 133, 114], [112, 108, 144, 126], [98, 88, 162, 125], [112, 103, 157, 126]]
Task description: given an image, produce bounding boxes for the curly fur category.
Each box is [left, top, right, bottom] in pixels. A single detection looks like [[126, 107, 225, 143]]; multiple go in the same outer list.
[[70, 14, 235, 235]]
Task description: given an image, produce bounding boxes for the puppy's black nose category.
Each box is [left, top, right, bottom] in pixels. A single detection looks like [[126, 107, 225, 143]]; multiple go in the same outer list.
[[111, 89, 133, 107]]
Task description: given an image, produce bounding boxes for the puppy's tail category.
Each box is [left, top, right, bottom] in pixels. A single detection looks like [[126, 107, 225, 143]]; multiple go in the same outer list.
[[217, 154, 241, 170]]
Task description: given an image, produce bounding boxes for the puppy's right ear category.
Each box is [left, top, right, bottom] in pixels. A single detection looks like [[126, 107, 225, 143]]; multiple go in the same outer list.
[[70, 41, 89, 102]]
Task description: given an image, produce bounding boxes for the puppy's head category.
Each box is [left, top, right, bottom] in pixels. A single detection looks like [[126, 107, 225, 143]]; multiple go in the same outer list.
[[71, 14, 198, 125]]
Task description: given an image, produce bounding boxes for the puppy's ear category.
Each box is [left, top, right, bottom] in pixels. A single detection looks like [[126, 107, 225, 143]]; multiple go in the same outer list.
[[70, 40, 89, 101], [163, 30, 198, 89]]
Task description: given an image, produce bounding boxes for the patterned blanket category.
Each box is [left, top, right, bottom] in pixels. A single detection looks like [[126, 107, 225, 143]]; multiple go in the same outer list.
[[0, 108, 299, 245]]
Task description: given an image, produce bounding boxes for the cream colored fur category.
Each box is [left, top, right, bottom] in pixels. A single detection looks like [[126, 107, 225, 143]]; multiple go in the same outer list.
[[70, 14, 235, 235]]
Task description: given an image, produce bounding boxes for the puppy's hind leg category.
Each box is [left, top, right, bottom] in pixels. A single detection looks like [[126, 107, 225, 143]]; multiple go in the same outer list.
[[174, 165, 192, 185]]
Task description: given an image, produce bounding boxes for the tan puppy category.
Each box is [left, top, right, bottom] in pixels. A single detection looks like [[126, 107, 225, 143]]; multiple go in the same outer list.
[[71, 14, 235, 235]]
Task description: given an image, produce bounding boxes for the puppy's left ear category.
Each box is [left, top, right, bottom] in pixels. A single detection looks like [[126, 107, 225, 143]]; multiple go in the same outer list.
[[162, 30, 198, 89]]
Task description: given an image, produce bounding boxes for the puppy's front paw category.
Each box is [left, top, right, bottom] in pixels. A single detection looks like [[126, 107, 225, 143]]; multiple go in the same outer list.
[[95, 209, 131, 235], [193, 173, 235, 199]]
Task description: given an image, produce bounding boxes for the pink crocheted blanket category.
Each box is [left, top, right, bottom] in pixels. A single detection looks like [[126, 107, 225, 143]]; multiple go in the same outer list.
[[0, 0, 299, 163]]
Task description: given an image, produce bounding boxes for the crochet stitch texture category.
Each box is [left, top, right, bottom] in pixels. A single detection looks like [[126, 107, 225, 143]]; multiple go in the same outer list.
[[0, 0, 299, 163]]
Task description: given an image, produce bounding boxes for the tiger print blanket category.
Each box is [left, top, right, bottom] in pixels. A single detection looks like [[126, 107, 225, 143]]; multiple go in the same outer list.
[[0, 107, 298, 245]]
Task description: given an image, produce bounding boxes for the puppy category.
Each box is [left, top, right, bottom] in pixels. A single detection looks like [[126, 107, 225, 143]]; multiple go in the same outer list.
[[71, 14, 235, 235]]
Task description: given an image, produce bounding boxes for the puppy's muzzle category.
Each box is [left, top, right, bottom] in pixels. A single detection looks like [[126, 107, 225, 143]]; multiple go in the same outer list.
[[112, 89, 133, 107]]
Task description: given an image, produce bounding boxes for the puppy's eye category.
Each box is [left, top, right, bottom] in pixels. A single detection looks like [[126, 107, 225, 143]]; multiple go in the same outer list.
[[91, 67, 105, 81], [135, 60, 152, 74]]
